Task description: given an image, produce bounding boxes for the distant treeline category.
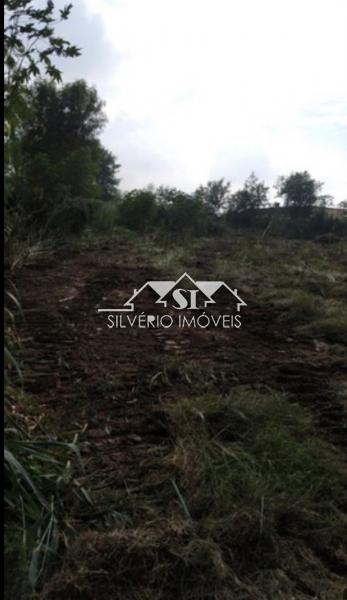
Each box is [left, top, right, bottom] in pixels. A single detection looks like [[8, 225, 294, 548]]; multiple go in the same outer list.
[[4, 1, 347, 249], [5, 79, 347, 242], [112, 177, 347, 240]]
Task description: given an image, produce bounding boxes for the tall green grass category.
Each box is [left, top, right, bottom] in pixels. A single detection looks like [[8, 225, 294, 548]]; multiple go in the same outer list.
[[4, 283, 92, 594]]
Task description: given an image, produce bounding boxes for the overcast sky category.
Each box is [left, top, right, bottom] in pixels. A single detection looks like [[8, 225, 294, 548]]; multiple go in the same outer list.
[[55, 0, 347, 203]]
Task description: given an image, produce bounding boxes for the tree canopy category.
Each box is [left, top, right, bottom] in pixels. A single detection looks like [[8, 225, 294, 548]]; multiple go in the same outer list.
[[7, 78, 121, 234], [276, 171, 332, 211], [194, 179, 231, 215], [229, 172, 269, 213]]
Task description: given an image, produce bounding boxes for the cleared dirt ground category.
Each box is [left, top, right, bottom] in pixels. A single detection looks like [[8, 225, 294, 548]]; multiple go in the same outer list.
[[13, 237, 347, 599]]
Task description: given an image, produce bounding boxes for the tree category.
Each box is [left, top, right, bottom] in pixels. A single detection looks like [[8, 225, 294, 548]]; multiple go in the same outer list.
[[4, 0, 80, 120], [156, 186, 191, 206], [118, 190, 158, 231], [95, 145, 121, 201], [4, 1, 81, 230], [194, 179, 231, 215], [275, 171, 327, 212], [229, 172, 269, 213], [22, 79, 107, 159], [244, 172, 269, 208], [156, 187, 208, 234], [8, 79, 121, 230]]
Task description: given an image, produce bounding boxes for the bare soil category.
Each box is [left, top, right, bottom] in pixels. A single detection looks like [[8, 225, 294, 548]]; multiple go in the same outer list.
[[13, 241, 347, 597]]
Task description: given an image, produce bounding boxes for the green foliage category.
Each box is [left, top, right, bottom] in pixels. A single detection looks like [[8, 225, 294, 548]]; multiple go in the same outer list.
[[44, 386, 347, 599], [111, 183, 346, 241], [4, 5, 96, 595], [231, 172, 269, 211], [115, 185, 227, 237], [4, 281, 23, 383], [4, 282, 91, 593], [118, 189, 158, 231], [269, 206, 347, 239], [165, 388, 347, 546], [157, 186, 211, 235], [194, 178, 231, 215], [226, 172, 269, 226], [4, 0, 81, 191], [3, 3, 112, 246], [7, 79, 121, 236], [88, 201, 120, 234], [5, 404, 91, 591], [297, 314, 347, 345], [4, 0, 80, 119], [275, 171, 331, 212], [22, 79, 107, 157], [96, 145, 121, 201], [44, 196, 101, 237]]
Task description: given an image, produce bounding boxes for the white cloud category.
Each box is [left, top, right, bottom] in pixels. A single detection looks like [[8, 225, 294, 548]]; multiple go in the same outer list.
[[79, 0, 347, 201]]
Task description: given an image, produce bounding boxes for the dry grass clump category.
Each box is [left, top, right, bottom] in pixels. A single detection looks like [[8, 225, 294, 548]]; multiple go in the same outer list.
[[41, 523, 347, 600], [41, 524, 241, 600]]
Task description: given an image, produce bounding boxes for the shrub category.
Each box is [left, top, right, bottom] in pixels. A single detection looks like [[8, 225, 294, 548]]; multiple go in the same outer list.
[[44, 196, 100, 237], [117, 189, 158, 231], [88, 200, 119, 235], [159, 194, 211, 236]]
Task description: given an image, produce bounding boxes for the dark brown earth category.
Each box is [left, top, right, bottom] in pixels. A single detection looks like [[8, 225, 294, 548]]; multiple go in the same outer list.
[[14, 243, 346, 502]]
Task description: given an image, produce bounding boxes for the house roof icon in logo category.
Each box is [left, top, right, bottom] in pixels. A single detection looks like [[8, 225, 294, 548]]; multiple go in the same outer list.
[[155, 272, 214, 308], [97, 272, 246, 313]]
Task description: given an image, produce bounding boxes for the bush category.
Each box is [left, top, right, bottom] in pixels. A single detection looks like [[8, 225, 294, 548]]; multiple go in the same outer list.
[[159, 195, 212, 236], [44, 196, 100, 237], [117, 190, 158, 231], [88, 200, 120, 235]]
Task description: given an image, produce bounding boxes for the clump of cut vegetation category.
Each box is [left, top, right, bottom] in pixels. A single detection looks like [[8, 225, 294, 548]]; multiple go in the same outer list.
[[41, 388, 347, 600], [164, 389, 346, 531]]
